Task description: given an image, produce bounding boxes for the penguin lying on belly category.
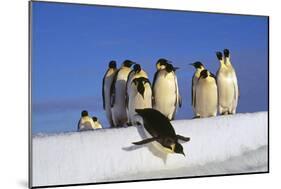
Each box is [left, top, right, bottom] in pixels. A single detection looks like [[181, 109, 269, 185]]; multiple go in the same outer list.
[[132, 108, 190, 156]]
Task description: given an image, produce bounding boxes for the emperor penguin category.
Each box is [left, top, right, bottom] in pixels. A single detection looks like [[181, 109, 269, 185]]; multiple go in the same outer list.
[[152, 63, 182, 120], [110, 60, 135, 127], [102, 60, 117, 127], [216, 49, 239, 115], [127, 77, 152, 125], [77, 110, 95, 131], [132, 108, 190, 156], [195, 69, 218, 118], [92, 116, 103, 129], [190, 61, 205, 116]]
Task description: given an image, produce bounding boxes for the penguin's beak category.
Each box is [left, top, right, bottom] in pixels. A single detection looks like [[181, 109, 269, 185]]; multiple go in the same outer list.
[[189, 63, 194, 66], [181, 151, 185, 157], [174, 67, 180, 71]]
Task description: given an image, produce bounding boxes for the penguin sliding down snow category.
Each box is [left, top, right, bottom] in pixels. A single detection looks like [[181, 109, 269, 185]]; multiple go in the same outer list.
[[195, 69, 218, 118], [111, 60, 135, 127], [127, 77, 152, 125], [152, 63, 181, 120], [77, 110, 95, 131], [190, 61, 205, 116], [216, 49, 239, 115], [102, 60, 117, 127], [132, 108, 190, 156]]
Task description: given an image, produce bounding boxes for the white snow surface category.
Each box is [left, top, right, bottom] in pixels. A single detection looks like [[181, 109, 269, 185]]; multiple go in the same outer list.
[[32, 112, 268, 187]]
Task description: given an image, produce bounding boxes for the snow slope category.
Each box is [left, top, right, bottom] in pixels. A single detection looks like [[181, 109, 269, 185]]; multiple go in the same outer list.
[[32, 112, 268, 187]]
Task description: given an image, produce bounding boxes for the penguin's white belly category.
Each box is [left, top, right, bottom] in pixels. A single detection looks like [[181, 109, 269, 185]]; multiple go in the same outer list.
[[111, 68, 131, 126], [153, 74, 177, 119], [195, 78, 218, 117], [217, 73, 236, 110], [128, 88, 152, 124], [142, 127, 174, 154]]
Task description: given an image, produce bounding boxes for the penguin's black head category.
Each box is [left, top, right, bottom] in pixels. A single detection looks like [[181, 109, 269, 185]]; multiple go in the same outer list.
[[166, 63, 179, 73], [92, 116, 98, 122], [190, 61, 204, 69], [174, 142, 185, 156], [81, 110, 88, 117], [156, 58, 169, 69], [199, 69, 209, 79], [123, 60, 135, 67], [216, 52, 223, 61], [108, 60, 117, 68], [133, 64, 141, 73], [223, 49, 230, 58]]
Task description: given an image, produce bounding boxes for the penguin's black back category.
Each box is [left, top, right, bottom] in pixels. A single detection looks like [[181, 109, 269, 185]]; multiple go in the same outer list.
[[135, 108, 176, 138]]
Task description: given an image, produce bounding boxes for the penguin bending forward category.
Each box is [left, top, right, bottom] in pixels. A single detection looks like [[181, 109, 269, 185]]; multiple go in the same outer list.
[[152, 63, 181, 120], [190, 61, 205, 116], [216, 49, 239, 115], [127, 77, 152, 125], [195, 69, 218, 118], [132, 108, 190, 156], [102, 60, 117, 127], [77, 110, 95, 131], [110, 60, 134, 127]]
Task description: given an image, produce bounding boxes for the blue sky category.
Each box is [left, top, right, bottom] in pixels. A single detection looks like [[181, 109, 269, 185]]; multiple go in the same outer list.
[[31, 2, 268, 134]]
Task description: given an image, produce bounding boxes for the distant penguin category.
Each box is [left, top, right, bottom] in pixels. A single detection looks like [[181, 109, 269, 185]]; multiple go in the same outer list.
[[195, 69, 218, 118], [190, 61, 205, 116], [102, 60, 117, 127], [152, 63, 181, 120], [216, 49, 239, 115], [111, 60, 135, 127], [132, 108, 190, 156], [155, 58, 169, 70], [92, 116, 102, 129], [77, 110, 95, 131], [127, 77, 152, 125]]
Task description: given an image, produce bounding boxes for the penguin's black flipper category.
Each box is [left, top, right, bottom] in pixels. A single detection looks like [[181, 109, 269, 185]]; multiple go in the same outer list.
[[176, 135, 190, 142], [132, 137, 158, 145]]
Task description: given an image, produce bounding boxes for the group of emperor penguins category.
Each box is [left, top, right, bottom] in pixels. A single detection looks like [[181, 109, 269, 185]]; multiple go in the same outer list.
[[102, 48, 239, 128]]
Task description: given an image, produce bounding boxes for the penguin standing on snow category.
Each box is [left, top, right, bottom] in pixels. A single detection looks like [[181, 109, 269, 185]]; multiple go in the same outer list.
[[92, 116, 102, 129], [111, 60, 135, 127], [132, 108, 190, 156], [102, 60, 117, 127], [127, 77, 152, 125], [195, 69, 218, 118], [216, 49, 239, 115], [190, 61, 205, 116], [77, 110, 95, 131], [152, 63, 181, 120]]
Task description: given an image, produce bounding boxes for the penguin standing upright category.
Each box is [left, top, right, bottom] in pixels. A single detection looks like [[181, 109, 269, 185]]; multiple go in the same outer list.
[[127, 77, 152, 125], [216, 49, 239, 115], [111, 60, 134, 127], [190, 61, 205, 116], [77, 110, 95, 131], [195, 69, 218, 118], [152, 63, 181, 120], [132, 108, 190, 156], [92, 116, 103, 129], [102, 60, 117, 127]]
